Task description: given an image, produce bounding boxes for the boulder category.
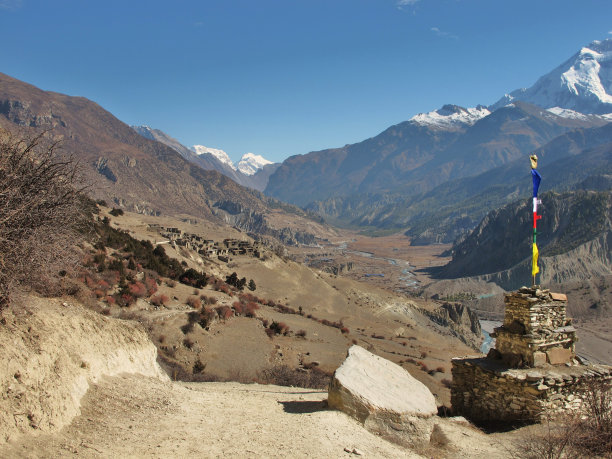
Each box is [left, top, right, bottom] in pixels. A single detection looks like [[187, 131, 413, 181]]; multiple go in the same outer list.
[[328, 345, 437, 448]]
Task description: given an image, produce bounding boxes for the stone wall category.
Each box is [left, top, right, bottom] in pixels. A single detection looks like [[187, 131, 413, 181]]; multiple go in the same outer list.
[[451, 357, 612, 424], [492, 287, 576, 367]]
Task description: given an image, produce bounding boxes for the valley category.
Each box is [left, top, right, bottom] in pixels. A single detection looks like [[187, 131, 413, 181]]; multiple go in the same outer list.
[[0, 29, 611, 458], [100, 207, 481, 409]]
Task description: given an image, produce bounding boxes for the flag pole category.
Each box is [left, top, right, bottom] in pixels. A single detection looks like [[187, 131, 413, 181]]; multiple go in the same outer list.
[[530, 154, 541, 288]]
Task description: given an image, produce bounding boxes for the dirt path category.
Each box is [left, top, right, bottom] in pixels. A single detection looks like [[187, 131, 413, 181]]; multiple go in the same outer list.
[[1, 375, 420, 458], [0, 296, 517, 458]]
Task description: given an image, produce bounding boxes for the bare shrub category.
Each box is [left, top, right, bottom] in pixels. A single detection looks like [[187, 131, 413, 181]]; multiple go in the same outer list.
[[517, 379, 612, 458], [104, 295, 116, 305], [166, 279, 177, 288], [199, 306, 217, 328], [186, 296, 202, 309], [193, 360, 206, 374], [128, 281, 147, 298], [244, 301, 259, 318], [200, 295, 217, 305], [216, 305, 233, 320], [571, 379, 612, 455], [0, 132, 87, 309], [232, 301, 244, 316], [150, 294, 169, 307], [144, 276, 158, 296], [516, 414, 574, 459], [256, 365, 332, 389]]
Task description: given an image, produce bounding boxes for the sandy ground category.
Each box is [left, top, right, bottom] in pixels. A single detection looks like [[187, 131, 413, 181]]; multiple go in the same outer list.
[[0, 374, 520, 459], [0, 295, 519, 459], [1, 376, 418, 458]]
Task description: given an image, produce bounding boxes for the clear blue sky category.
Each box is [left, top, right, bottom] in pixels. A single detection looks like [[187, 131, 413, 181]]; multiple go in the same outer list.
[[1, 0, 611, 163]]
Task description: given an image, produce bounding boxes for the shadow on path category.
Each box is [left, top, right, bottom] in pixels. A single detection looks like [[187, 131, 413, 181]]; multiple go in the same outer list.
[[279, 400, 328, 414]]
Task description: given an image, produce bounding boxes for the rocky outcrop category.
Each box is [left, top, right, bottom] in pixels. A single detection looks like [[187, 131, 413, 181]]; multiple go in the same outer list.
[[328, 345, 437, 448], [212, 203, 317, 246], [94, 157, 117, 182], [0, 297, 168, 444], [420, 302, 482, 350], [472, 230, 612, 291], [440, 190, 611, 281]]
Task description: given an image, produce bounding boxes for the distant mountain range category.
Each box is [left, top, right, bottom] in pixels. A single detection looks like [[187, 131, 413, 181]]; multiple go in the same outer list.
[[131, 125, 279, 192], [264, 38, 612, 245], [0, 72, 327, 246]]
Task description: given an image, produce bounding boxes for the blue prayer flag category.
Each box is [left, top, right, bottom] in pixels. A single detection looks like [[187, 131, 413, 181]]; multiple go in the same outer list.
[[531, 169, 541, 198]]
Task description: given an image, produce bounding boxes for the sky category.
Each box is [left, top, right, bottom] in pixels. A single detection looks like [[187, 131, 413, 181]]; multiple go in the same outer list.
[[1, 0, 612, 164]]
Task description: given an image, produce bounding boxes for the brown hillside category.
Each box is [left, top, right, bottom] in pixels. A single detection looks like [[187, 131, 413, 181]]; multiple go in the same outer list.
[[0, 72, 328, 242]]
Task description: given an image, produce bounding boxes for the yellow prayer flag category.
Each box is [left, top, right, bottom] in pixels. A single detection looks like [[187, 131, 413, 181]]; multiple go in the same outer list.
[[532, 243, 539, 277]]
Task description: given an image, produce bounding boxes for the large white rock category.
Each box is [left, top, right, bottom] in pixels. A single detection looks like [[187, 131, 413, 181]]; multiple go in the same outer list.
[[328, 345, 437, 448]]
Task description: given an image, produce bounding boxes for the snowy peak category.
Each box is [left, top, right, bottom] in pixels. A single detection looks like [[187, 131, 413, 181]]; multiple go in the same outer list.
[[191, 145, 276, 176], [491, 38, 612, 114], [237, 153, 274, 176], [546, 107, 612, 122], [410, 104, 490, 129], [191, 145, 236, 171]]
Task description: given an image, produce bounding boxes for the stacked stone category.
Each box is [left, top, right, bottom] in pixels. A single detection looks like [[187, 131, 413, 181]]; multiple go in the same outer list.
[[451, 285, 611, 425], [451, 357, 612, 423], [492, 286, 576, 367]]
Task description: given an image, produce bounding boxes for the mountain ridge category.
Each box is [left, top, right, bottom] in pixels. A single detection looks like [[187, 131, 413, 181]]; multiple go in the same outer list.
[[0, 72, 327, 245], [131, 125, 278, 191]]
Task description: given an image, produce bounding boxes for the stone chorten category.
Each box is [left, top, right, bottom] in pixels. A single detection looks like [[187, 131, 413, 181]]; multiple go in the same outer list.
[[491, 286, 576, 368], [451, 286, 611, 424]]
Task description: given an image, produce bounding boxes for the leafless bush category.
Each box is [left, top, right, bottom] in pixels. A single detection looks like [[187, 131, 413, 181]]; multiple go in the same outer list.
[[572, 378, 612, 455], [517, 379, 612, 458], [0, 131, 87, 309], [186, 296, 202, 309], [256, 365, 331, 389], [516, 414, 574, 459]]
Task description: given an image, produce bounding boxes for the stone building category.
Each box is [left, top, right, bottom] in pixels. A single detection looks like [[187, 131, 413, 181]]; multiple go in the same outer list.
[[451, 286, 611, 424]]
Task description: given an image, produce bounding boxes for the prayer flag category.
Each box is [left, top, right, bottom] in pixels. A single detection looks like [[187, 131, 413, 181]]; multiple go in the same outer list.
[[531, 169, 541, 198], [532, 243, 539, 277]]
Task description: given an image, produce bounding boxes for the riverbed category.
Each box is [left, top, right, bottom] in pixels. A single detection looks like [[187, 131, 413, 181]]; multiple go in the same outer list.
[[480, 320, 502, 354]]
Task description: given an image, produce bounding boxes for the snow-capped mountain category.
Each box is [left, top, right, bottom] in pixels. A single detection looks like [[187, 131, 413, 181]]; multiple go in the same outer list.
[[130, 126, 278, 191], [237, 153, 274, 176], [410, 104, 490, 129], [192, 145, 237, 171], [491, 39, 612, 114]]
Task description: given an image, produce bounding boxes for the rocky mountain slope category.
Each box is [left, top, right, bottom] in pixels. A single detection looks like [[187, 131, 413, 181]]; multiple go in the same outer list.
[[323, 121, 612, 243], [438, 190, 612, 281], [132, 125, 279, 192], [0, 72, 322, 245]]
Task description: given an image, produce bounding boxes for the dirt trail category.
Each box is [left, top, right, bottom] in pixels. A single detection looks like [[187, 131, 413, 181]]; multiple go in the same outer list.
[[0, 295, 516, 458], [1, 375, 418, 458]]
